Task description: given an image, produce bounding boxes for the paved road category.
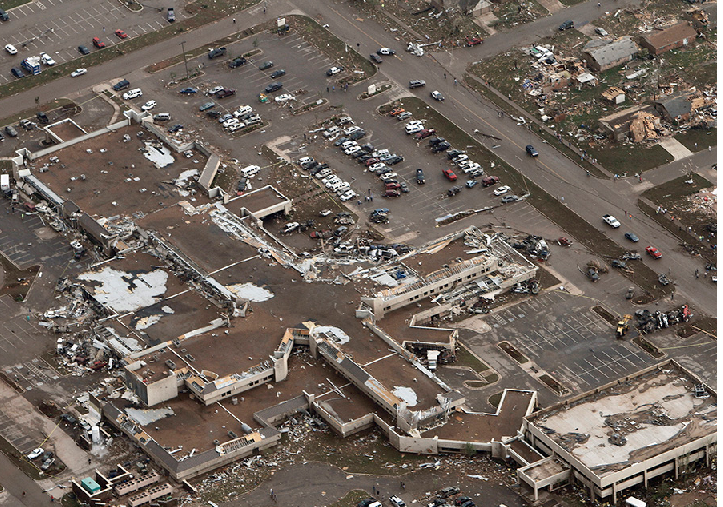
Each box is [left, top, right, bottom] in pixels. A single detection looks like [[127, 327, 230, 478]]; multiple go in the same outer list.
[[0, 451, 54, 506]]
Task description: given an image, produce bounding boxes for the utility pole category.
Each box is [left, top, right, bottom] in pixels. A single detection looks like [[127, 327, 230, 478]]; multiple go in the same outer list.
[[180, 41, 189, 81]]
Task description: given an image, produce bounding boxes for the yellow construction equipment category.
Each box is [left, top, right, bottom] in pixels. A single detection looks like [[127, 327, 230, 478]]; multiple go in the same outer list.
[[616, 314, 632, 338]]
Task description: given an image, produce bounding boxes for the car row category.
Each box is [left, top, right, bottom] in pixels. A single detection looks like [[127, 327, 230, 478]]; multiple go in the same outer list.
[[298, 155, 359, 202], [602, 215, 660, 257], [216, 104, 262, 133]]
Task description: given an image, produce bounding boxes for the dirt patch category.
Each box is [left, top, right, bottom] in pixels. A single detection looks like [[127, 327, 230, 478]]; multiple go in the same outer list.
[[677, 316, 716, 339], [633, 335, 665, 359], [592, 305, 617, 325], [498, 341, 528, 364], [538, 373, 569, 396]]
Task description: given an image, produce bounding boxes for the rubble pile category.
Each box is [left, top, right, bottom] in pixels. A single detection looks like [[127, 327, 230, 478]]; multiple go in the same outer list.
[[634, 305, 691, 334]]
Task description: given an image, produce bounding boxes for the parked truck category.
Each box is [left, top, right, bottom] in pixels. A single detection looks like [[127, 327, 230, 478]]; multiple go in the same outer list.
[[22, 56, 41, 75]]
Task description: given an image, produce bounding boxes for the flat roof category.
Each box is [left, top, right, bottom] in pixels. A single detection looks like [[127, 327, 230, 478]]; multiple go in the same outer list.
[[226, 186, 287, 216], [379, 306, 455, 345], [527, 365, 717, 477], [32, 124, 210, 218], [421, 390, 535, 442], [137, 204, 258, 273]]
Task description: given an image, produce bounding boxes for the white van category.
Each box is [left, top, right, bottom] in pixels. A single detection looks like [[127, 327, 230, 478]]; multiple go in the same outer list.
[[122, 88, 142, 100], [153, 113, 171, 121], [0, 173, 9, 192], [240, 165, 260, 178]]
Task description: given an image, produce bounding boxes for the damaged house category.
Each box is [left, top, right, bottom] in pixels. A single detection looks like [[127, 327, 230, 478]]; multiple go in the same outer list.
[[639, 22, 698, 56], [581, 37, 638, 72], [654, 93, 693, 123]]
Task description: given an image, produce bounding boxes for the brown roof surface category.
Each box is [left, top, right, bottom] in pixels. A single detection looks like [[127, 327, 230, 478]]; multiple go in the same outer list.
[[33, 124, 210, 218], [643, 22, 697, 49], [226, 186, 287, 215], [421, 390, 534, 441]]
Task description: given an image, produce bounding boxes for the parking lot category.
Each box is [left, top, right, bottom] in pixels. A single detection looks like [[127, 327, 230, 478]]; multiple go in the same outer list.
[[1, 0, 184, 83], [467, 290, 655, 396]]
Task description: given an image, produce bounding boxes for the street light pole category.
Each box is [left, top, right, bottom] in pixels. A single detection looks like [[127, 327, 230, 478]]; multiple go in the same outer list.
[[180, 41, 190, 81]]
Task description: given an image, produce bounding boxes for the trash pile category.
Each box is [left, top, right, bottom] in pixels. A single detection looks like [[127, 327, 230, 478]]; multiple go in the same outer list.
[[511, 234, 550, 261], [634, 305, 691, 334]]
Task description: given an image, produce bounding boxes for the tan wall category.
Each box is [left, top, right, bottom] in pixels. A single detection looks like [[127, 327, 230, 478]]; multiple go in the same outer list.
[[146, 373, 179, 406]]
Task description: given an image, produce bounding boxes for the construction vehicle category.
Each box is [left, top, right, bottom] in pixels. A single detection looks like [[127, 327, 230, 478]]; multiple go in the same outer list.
[[616, 314, 632, 338]]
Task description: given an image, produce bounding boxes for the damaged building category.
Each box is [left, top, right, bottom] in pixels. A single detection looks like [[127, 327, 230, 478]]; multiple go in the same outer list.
[[518, 360, 716, 502]]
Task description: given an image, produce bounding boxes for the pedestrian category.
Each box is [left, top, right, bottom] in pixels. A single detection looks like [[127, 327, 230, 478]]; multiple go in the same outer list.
[[561, 196, 565, 202], [671, 292, 675, 300], [444, 73, 447, 79], [51, 497, 54, 503], [263, 6, 266, 13], [454, 78, 458, 86], [332, 85, 335, 92], [704, 271, 708, 277], [270, 488, 274, 497], [326, 86, 329, 93], [303, 133, 307, 140], [695, 269, 699, 278], [233, 18, 236, 24], [597, 2, 601, 6], [88, 458, 92, 465], [22, 492, 25, 497], [639, 174, 643, 182]]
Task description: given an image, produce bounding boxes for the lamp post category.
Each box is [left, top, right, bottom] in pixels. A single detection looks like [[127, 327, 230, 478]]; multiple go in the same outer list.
[[180, 41, 190, 81]]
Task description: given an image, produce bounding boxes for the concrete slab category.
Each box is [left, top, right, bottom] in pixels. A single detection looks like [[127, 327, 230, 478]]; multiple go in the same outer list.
[[658, 137, 693, 161]]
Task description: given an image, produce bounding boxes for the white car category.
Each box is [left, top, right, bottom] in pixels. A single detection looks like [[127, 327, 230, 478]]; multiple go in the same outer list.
[[405, 120, 423, 128], [235, 105, 253, 117], [228, 123, 245, 132], [453, 154, 469, 164], [603, 214, 621, 228], [336, 183, 351, 194], [27, 448, 44, 459], [298, 157, 313, 165], [141, 100, 157, 111], [71, 68, 87, 77], [275, 93, 295, 103], [380, 172, 398, 182], [123, 88, 143, 100], [326, 66, 343, 75], [341, 141, 357, 150], [5, 44, 17, 55], [241, 165, 260, 178], [493, 185, 511, 196], [340, 190, 357, 201], [378, 47, 395, 55], [323, 126, 340, 138], [405, 124, 424, 134], [40, 52, 56, 66], [207, 85, 224, 95], [369, 162, 386, 173], [344, 125, 362, 135], [315, 168, 332, 179], [344, 145, 362, 155], [223, 119, 240, 128]]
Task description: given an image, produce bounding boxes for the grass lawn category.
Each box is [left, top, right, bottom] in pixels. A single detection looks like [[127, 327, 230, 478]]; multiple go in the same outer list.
[[0, 98, 76, 128], [329, 490, 371, 507], [0, 0, 33, 9], [674, 127, 717, 153], [642, 173, 713, 203], [489, 0, 548, 30], [0, 433, 43, 480], [587, 143, 673, 174], [455, 343, 490, 373]]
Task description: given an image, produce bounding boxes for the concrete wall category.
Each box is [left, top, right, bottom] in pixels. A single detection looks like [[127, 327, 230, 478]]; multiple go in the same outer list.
[[29, 118, 131, 160], [313, 402, 375, 437], [146, 373, 179, 406]]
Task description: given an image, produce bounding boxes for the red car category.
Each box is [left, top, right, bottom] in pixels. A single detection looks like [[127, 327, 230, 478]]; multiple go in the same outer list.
[[645, 245, 662, 259], [92, 37, 105, 48], [216, 88, 236, 98], [364, 158, 380, 167], [442, 168, 457, 181], [384, 189, 401, 198], [414, 128, 436, 140], [115, 29, 128, 39], [481, 175, 500, 187], [385, 182, 401, 190]]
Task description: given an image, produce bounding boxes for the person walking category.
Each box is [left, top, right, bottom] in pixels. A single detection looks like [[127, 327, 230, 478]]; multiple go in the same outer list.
[[233, 18, 236, 24], [454, 78, 458, 86]]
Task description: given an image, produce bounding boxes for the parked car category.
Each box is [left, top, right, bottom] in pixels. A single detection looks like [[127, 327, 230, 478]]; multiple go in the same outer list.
[[27, 448, 44, 459], [370, 53, 382, 64], [92, 37, 105, 48], [5, 125, 17, 137], [385, 156, 404, 165], [259, 60, 274, 70], [0, 8, 8, 20], [326, 66, 344, 76], [179, 87, 197, 94], [207, 85, 225, 95], [414, 129, 436, 140], [228, 56, 246, 68], [645, 245, 662, 259], [481, 175, 499, 187], [377, 47, 396, 55], [408, 80, 426, 89], [493, 185, 511, 196], [390, 495, 406, 507], [265, 82, 283, 93], [11, 67, 23, 78], [431, 90, 444, 101], [559, 20, 574, 30], [416, 169, 425, 184], [501, 195, 519, 203], [208, 47, 227, 59], [442, 168, 457, 181], [141, 100, 157, 111], [36, 112, 49, 124], [526, 144, 538, 157], [78, 45, 90, 55], [448, 186, 462, 197], [432, 141, 451, 153], [153, 113, 171, 121], [113, 79, 130, 91], [384, 189, 401, 198], [122, 88, 142, 100], [71, 68, 87, 77], [594, 26, 608, 36], [115, 29, 128, 39], [199, 101, 216, 111], [271, 69, 286, 78], [430, 137, 447, 146], [465, 180, 478, 188], [603, 214, 621, 228], [167, 124, 183, 133], [216, 88, 236, 98], [167, 7, 175, 22], [624, 232, 639, 242]]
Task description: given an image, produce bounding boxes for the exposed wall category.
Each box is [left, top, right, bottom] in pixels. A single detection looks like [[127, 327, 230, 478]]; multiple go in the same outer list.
[[29, 118, 131, 160]]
